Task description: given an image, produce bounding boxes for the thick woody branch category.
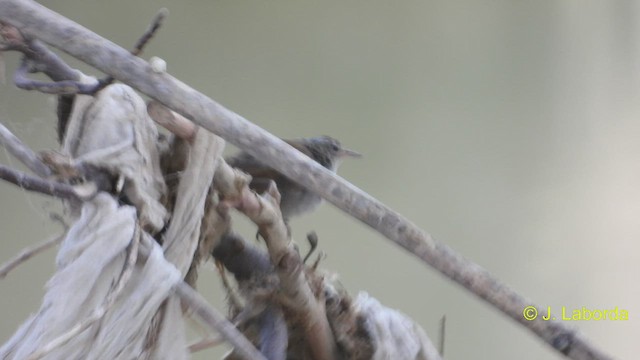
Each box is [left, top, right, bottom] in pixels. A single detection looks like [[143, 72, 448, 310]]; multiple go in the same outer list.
[[2, 9, 164, 95], [0, 2, 613, 359], [96, 9, 168, 92]]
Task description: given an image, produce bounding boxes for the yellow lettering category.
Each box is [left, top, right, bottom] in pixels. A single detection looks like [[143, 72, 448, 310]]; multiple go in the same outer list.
[[620, 310, 629, 320], [572, 309, 581, 320]]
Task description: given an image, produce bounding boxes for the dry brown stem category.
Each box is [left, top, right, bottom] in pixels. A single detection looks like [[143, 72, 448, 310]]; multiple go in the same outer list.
[[147, 101, 197, 142], [187, 336, 225, 353], [213, 161, 337, 360]]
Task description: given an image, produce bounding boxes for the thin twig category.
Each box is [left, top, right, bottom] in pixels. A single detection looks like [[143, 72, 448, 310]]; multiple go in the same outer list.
[[132, 9, 168, 56], [438, 315, 446, 357], [14, 58, 97, 94], [25, 225, 141, 360], [187, 336, 225, 353], [0, 163, 82, 200], [0, 233, 65, 279], [175, 282, 267, 360], [0, 120, 51, 177], [214, 260, 244, 312]]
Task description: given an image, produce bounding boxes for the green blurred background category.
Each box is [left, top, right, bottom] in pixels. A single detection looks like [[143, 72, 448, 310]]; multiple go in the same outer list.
[[1, 1, 638, 359]]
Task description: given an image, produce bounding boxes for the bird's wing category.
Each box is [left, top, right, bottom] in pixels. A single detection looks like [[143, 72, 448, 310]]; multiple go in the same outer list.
[[226, 151, 283, 193]]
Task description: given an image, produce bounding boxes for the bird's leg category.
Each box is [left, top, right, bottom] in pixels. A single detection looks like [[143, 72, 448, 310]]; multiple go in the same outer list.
[[303, 231, 319, 264]]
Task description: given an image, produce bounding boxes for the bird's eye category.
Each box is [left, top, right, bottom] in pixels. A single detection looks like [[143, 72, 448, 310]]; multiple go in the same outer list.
[[331, 143, 340, 151]]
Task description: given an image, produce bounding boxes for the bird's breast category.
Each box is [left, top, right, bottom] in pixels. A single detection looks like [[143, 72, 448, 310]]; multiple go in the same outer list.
[[277, 180, 322, 219]]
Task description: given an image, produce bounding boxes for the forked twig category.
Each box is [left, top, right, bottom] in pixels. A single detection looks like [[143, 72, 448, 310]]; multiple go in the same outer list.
[[1, 7, 166, 95], [0, 21, 97, 92], [0, 121, 100, 200], [13, 59, 97, 94]]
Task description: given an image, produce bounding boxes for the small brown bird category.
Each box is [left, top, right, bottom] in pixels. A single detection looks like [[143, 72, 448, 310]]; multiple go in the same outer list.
[[226, 135, 360, 219]]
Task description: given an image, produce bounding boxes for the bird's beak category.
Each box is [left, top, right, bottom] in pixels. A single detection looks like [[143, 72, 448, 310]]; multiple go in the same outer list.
[[339, 147, 362, 158]]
